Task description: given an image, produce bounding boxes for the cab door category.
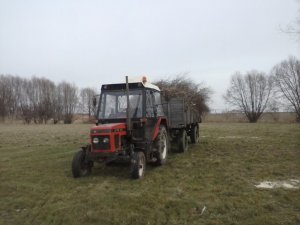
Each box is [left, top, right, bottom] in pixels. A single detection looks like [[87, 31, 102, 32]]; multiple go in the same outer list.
[[145, 90, 157, 141]]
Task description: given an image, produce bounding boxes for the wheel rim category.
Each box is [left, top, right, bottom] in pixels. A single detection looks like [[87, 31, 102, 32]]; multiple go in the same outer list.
[[161, 135, 167, 159], [138, 157, 144, 177], [80, 154, 88, 175], [80, 163, 88, 175], [184, 133, 188, 150]]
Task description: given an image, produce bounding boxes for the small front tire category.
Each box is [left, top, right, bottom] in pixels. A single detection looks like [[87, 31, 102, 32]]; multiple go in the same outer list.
[[130, 152, 146, 179], [72, 150, 91, 178]]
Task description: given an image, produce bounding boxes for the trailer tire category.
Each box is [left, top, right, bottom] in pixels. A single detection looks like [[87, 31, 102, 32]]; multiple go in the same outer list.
[[130, 151, 146, 179], [72, 150, 91, 178], [177, 130, 188, 153], [190, 125, 199, 144], [154, 126, 169, 166]]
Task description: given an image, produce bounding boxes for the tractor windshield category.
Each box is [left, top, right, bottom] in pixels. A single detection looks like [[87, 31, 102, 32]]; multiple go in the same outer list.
[[98, 90, 143, 119]]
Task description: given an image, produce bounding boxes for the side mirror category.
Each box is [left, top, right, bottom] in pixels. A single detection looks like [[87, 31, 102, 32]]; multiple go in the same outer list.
[[92, 96, 97, 107]]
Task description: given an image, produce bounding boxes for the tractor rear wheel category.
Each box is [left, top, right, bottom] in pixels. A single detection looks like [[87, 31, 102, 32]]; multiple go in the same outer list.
[[130, 151, 146, 179], [190, 125, 199, 144], [177, 130, 188, 153], [72, 150, 92, 178], [154, 126, 169, 166]]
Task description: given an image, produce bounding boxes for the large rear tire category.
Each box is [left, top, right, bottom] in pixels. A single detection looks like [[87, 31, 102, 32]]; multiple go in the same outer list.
[[177, 130, 188, 153], [130, 152, 146, 179], [154, 126, 169, 166], [72, 150, 91, 178], [190, 125, 200, 144]]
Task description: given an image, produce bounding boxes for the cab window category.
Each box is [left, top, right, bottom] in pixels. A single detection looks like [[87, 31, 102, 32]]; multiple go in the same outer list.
[[146, 90, 154, 117]]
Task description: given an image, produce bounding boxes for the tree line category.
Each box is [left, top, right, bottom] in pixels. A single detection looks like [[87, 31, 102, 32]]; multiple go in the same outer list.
[[0, 75, 97, 124], [1, 55, 298, 124], [0, 74, 211, 124], [224, 56, 300, 123]]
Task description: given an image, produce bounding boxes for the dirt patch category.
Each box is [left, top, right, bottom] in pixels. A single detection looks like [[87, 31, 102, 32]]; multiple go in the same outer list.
[[218, 136, 261, 139], [255, 179, 300, 189]]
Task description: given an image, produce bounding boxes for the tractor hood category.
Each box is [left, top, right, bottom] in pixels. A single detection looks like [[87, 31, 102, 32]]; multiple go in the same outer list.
[[91, 123, 126, 134]]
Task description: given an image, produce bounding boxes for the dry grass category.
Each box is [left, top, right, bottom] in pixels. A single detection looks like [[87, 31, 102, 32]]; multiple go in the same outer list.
[[0, 123, 299, 225], [204, 112, 297, 123]]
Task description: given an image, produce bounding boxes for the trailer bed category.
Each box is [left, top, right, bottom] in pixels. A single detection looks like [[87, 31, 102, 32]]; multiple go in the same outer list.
[[163, 98, 201, 128]]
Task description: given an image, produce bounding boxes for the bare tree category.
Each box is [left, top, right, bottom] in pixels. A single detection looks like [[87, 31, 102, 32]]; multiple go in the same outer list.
[[0, 75, 11, 120], [19, 77, 56, 124], [10, 76, 24, 119], [58, 81, 78, 124], [0, 75, 24, 121], [52, 85, 63, 124], [79, 87, 97, 120], [154, 74, 212, 116], [272, 56, 300, 122], [0, 75, 35, 123], [33, 77, 56, 123], [284, 1, 300, 41], [19, 78, 34, 124], [224, 71, 274, 123]]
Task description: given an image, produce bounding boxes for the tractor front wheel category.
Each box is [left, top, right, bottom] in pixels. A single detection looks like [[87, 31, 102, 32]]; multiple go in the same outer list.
[[72, 150, 92, 178], [130, 151, 146, 179]]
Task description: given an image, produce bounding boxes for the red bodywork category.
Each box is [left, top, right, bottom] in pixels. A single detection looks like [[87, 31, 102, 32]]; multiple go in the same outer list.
[[151, 118, 161, 141], [90, 123, 127, 153]]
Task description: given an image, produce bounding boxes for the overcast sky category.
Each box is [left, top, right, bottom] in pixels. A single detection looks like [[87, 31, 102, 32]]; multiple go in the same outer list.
[[0, 0, 299, 111]]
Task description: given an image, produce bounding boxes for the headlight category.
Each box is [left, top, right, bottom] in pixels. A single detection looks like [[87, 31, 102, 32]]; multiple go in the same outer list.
[[93, 137, 99, 144], [103, 137, 109, 143]]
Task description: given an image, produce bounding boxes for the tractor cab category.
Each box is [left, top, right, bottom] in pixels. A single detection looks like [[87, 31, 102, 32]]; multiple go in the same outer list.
[[96, 76, 164, 124], [93, 76, 166, 143]]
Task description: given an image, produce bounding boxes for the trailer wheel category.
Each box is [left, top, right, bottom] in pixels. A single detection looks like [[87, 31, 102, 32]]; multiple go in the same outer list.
[[130, 152, 146, 179], [177, 130, 188, 153], [190, 125, 200, 144], [72, 150, 92, 178], [154, 126, 169, 166]]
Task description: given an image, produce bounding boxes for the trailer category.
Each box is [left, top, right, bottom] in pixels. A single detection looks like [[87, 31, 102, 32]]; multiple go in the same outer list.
[[163, 98, 201, 152]]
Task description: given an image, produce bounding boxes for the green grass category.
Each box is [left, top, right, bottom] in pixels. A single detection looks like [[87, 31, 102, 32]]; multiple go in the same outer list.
[[0, 123, 299, 225]]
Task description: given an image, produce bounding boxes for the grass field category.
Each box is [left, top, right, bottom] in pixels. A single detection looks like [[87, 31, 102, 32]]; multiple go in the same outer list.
[[0, 123, 300, 225], [204, 112, 297, 123]]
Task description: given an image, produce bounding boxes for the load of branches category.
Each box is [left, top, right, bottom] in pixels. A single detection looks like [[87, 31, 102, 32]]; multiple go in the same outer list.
[[154, 75, 211, 116]]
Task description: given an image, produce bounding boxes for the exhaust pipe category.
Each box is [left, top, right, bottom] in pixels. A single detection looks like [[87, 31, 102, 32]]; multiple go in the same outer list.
[[125, 76, 132, 136]]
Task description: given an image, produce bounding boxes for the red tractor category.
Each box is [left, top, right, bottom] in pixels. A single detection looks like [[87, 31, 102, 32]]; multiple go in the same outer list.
[[72, 76, 200, 179]]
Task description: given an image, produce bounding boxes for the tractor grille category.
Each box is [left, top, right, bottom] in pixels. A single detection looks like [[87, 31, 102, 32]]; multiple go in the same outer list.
[[114, 134, 119, 149], [92, 135, 110, 150]]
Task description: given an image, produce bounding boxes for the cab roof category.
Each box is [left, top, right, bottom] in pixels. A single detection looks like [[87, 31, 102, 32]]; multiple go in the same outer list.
[[101, 76, 160, 92]]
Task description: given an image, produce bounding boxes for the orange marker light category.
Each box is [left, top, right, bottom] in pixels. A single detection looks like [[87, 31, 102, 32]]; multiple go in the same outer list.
[[142, 76, 147, 83]]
